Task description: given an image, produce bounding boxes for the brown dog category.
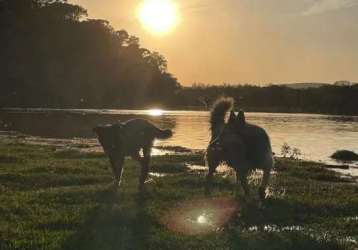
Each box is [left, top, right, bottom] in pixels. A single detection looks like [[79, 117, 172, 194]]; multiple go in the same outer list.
[[94, 118, 172, 189]]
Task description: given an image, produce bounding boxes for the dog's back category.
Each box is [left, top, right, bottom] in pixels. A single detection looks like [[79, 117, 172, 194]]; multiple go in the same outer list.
[[239, 123, 273, 167], [95, 119, 172, 156], [122, 119, 172, 140], [121, 119, 172, 154]]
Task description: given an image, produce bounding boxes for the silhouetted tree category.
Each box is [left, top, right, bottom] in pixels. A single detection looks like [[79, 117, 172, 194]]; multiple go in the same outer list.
[[177, 84, 358, 115], [0, 0, 180, 108], [0, 0, 357, 115]]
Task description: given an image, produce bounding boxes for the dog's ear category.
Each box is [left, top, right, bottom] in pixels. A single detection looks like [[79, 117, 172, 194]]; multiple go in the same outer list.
[[228, 111, 236, 125], [237, 110, 245, 126]]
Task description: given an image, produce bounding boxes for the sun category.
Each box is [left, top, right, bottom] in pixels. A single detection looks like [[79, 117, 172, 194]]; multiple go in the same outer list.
[[138, 0, 179, 34]]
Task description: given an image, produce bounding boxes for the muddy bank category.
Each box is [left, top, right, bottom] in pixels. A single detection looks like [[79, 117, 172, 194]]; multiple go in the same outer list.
[[0, 131, 199, 156]]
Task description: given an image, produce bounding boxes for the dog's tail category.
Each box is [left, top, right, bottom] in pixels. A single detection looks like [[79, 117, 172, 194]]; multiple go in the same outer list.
[[153, 128, 173, 140], [210, 97, 234, 136]]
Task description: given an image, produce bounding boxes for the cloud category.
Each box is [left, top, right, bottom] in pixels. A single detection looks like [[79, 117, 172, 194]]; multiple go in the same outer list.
[[302, 0, 358, 15]]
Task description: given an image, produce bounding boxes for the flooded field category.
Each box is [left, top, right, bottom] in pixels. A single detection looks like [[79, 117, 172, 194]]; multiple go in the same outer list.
[[1, 108, 357, 168]]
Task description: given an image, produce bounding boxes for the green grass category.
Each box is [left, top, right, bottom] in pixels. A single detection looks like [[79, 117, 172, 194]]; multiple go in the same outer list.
[[0, 139, 357, 250]]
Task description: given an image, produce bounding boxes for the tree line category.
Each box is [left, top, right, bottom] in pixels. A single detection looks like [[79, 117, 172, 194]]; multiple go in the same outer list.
[[178, 83, 358, 115], [0, 0, 180, 108], [1, 0, 357, 115]]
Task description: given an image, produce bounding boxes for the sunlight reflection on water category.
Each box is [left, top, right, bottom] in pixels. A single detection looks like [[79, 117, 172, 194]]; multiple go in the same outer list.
[[147, 109, 164, 116]]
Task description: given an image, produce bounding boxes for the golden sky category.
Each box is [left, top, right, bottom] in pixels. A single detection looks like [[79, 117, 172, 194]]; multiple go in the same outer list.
[[70, 0, 358, 86]]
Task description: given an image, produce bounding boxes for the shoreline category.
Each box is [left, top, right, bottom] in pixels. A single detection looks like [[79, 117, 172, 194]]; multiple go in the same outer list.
[[2, 107, 358, 117], [1, 131, 357, 180]]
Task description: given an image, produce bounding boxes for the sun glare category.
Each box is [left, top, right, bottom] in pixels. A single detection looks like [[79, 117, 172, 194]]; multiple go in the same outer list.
[[148, 109, 164, 116], [138, 0, 179, 34]]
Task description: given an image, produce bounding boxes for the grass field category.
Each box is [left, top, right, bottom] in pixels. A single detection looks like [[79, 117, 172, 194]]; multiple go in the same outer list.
[[0, 138, 357, 250]]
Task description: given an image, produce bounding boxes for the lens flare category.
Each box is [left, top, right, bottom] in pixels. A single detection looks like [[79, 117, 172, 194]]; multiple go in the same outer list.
[[197, 214, 208, 224], [161, 198, 239, 235]]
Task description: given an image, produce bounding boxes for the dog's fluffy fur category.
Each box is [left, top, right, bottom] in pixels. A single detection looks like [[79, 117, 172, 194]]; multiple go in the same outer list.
[[94, 119, 172, 188], [206, 97, 274, 199]]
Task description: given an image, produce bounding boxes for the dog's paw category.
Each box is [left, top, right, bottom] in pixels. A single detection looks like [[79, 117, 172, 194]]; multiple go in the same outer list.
[[258, 187, 266, 200], [144, 178, 155, 184]]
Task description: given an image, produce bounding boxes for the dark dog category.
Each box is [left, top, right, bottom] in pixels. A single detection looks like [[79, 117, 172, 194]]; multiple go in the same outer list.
[[94, 118, 172, 189], [206, 97, 274, 199]]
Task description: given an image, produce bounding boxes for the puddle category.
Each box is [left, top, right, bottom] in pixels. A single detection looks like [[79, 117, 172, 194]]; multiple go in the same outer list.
[[329, 168, 358, 182], [246, 224, 304, 233], [186, 164, 207, 172], [186, 164, 232, 173], [265, 186, 287, 198], [245, 224, 357, 245], [186, 165, 278, 181], [161, 197, 239, 235], [148, 172, 168, 178], [151, 147, 174, 156], [345, 216, 358, 222], [154, 145, 195, 153]]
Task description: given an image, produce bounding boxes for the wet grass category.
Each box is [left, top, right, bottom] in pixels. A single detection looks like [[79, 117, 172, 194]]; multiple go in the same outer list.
[[0, 139, 357, 250]]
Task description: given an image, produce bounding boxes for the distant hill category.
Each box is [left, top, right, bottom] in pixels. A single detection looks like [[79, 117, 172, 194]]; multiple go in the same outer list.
[[283, 83, 330, 89]]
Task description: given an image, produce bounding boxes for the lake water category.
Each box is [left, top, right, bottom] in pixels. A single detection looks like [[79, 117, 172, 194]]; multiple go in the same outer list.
[[0, 109, 357, 167]]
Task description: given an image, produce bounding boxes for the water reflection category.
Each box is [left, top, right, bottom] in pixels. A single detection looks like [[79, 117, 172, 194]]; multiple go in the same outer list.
[[148, 172, 168, 177], [246, 224, 304, 233], [147, 109, 164, 116], [0, 109, 357, 167], [186, 164, 232, 174]]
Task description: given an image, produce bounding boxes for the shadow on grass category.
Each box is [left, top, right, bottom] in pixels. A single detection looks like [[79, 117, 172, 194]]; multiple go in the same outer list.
[[0, 154, 24, 163], [62, 188, 154, 250]]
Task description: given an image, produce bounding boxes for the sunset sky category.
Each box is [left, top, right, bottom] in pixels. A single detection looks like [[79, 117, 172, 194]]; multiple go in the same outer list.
[[70, 0, 358, 86]]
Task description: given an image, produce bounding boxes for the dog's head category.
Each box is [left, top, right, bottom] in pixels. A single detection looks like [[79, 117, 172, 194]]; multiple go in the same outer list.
[[228, 110, 246, 129], [209, 110, 247, 153]]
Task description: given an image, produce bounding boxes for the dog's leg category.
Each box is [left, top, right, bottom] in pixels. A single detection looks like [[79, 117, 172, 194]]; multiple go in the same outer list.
[[109, 153, 124, 186], [205, 148, 221, 195], [138, 146, 151, 190], [258, 154, 274, 200], [206, 148, 220, 181], [235, 169, 240, 185], [130, 151, 147, 190], [237, 168, 250, 196], [259, 167, 271, 200], [131, 151, 143, 164]]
